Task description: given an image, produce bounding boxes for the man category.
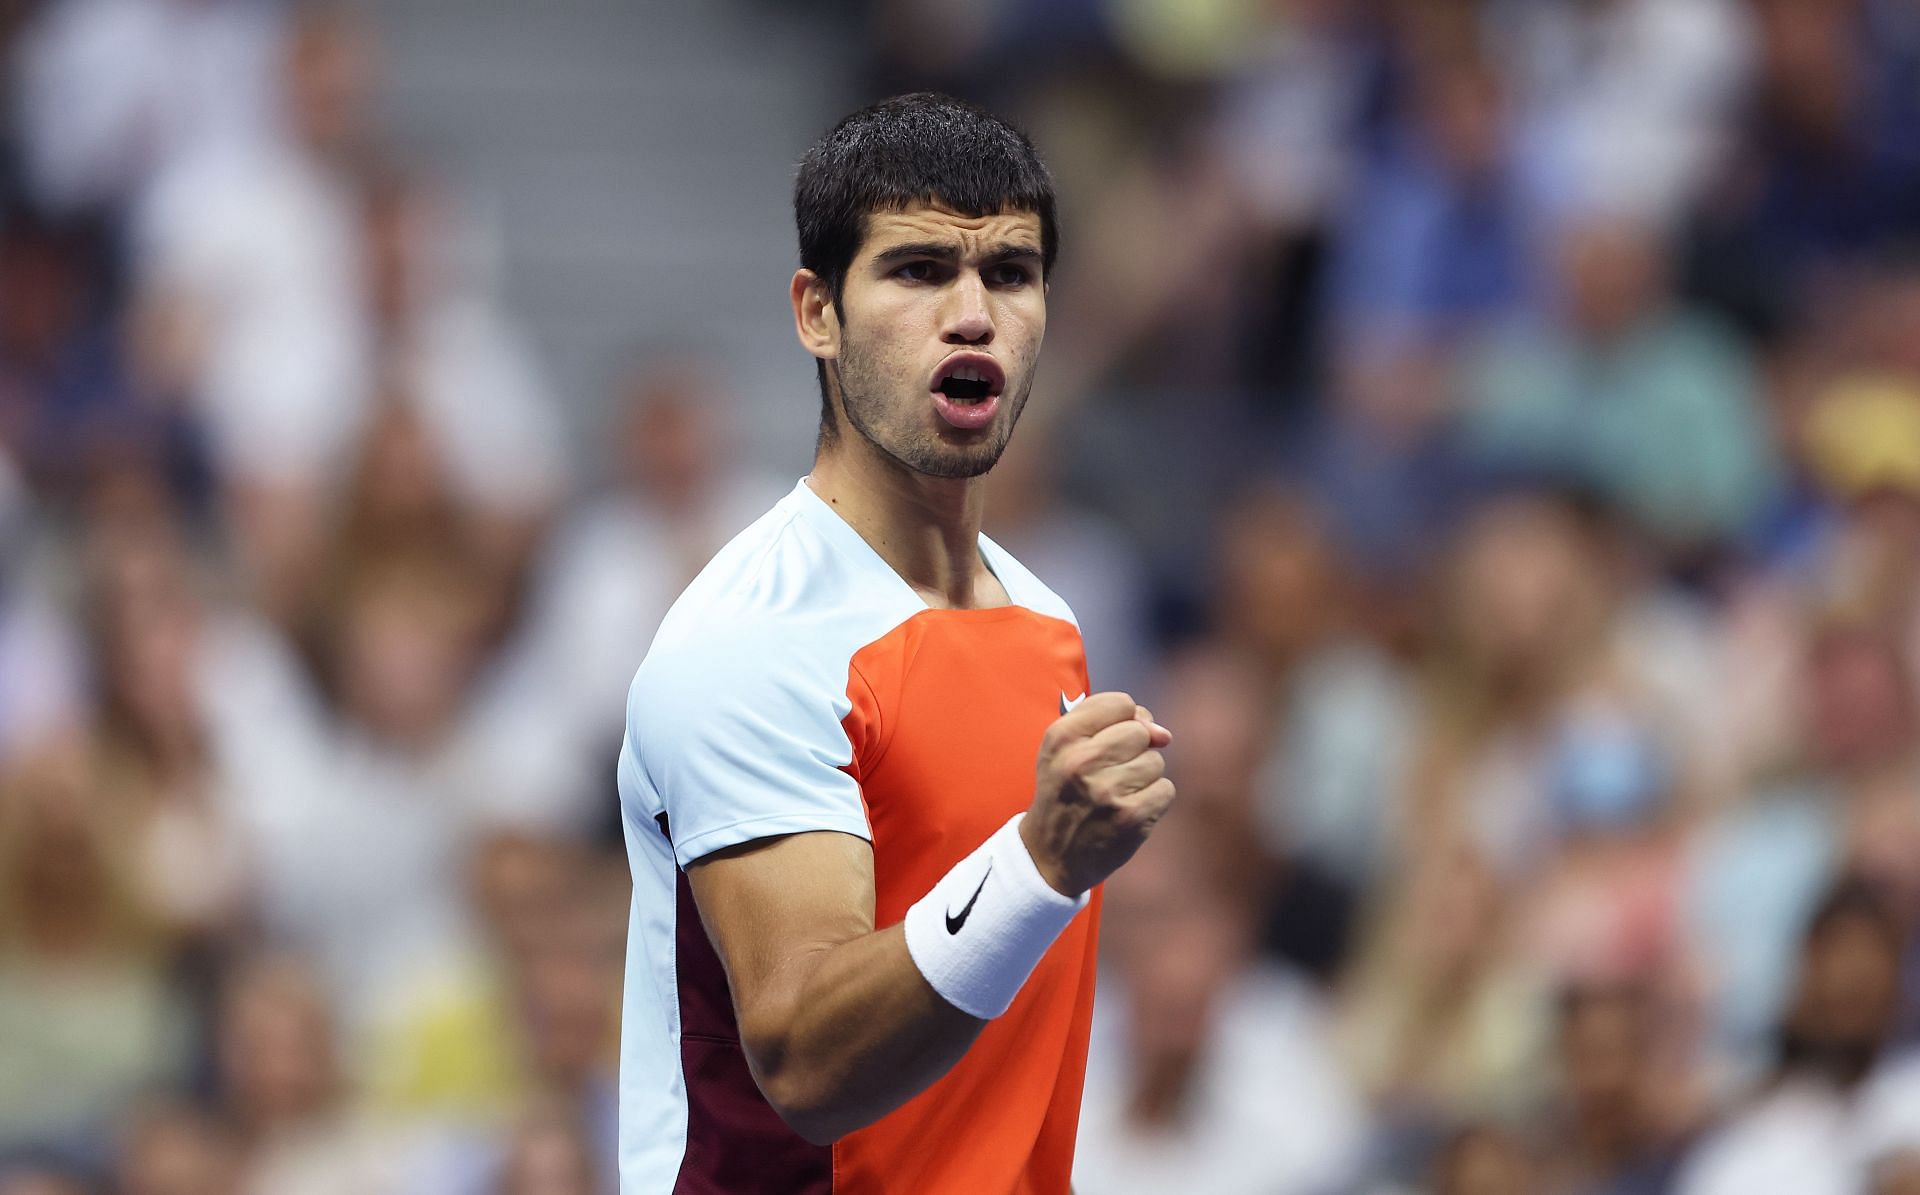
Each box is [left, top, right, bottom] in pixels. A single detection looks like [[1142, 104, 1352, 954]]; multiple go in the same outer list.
[[614, 93, 1177, 1193]]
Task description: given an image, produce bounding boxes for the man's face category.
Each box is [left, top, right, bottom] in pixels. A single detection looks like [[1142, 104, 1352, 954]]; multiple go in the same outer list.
[[824, 201, 1047, 479]]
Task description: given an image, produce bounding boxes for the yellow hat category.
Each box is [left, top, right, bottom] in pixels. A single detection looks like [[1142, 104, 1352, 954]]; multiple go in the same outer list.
[[1805, 375, 1920, 499]]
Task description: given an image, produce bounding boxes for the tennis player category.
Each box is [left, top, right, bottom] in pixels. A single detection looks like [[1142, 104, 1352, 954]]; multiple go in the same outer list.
[[615, 92, 1176, 1193]]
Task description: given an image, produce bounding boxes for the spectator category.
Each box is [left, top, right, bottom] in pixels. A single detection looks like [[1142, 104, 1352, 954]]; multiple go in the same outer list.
[[1075, 817, 1365, 1194], [496, 1100, 602, 1195], [1326, 45, 1535, 358], [1220, 486, 1415, 896], [1791, 304, 1920, 644], [81, 508, 256, 944], [1685, 0, 1920, 339], [0, 208, 164, 503], [1677, 880, 1920, 1193], [1291, 345, 1471, 585], [243, 553, 494, 1025], [1430, 1125, 1541, 1195], [1150, 645, 1286, 898], [12, 0, 277, 214], [367, 828, 622, 1158], [473, 358, 784, 832], [1208, 0, 1376, 397], [1459, 214, 1779, 553], [984, 416, 1155, 693], [365, 832, 574, 1128], [1337, 836, 1551, 1180], [1489, 0, 1754, 226], [1689, 622, 1920, 1063], [0, 738, 188, 1158], [509, 894, 621, 1168], [1400, 492, 1689, 878], [214, 955, 425, 1195], [357, 169, 563, 591], [111, 1100, 245, 1195], [311, 396, 488, 632], [129, 2, 381, 510], [1539, 982, 1699, 1194]]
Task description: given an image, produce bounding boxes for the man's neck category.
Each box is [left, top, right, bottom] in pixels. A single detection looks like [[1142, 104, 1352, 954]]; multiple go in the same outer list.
[[807, 440, 1005, 610]]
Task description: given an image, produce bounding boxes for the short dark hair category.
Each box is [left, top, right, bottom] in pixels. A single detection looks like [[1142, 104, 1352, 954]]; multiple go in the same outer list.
[[1803, 876, 1903, 952], [793, 93, 1058, 441]]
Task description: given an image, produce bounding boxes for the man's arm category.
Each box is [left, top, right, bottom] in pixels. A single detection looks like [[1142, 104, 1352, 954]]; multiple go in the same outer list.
[[687, 831, 978, 1145], [685, 692, 1174, 1145]]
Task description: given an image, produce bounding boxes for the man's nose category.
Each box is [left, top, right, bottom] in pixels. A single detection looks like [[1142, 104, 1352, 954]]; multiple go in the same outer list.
[[941, 274, 994, 345]]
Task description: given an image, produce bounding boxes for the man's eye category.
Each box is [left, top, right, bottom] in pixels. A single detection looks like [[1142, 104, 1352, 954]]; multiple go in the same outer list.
[[895, 261, 936, 282], [990, 264, 1032, 287]]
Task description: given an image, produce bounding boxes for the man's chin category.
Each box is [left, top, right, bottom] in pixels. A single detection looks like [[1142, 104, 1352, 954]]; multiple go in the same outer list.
[[841, 395, 1014, 480], [916, 425, 1019, 478], [904, 446, 1003, 480]]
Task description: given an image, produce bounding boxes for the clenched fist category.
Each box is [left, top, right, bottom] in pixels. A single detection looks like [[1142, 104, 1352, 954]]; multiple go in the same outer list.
[[1019, 691, 1176, 898]]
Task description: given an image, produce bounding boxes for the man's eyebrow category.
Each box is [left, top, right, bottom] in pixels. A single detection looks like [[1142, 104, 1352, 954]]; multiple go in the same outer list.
[[872, 242, 960, 265], [981, 244, 1044, 265], [870, 242, 1045, 266]]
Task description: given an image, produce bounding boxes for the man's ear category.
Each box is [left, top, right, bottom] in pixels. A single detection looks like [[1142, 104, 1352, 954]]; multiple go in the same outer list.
[[791, 269, 840, 361]]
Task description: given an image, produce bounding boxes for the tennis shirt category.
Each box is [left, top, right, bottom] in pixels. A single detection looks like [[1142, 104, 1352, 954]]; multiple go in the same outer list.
[[615, 478, 1101, 1194]]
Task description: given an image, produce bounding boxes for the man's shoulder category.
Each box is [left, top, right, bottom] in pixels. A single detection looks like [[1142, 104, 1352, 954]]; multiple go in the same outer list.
[[654, 490, 812, 638], [658, 491, 893, 639], [633, 488, 920, 706]]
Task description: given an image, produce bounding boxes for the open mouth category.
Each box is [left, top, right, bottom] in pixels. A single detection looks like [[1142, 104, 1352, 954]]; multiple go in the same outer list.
[[938, 373, 994, 402], [930, 354, 1006, 404], [928, 355, 1006, 431]]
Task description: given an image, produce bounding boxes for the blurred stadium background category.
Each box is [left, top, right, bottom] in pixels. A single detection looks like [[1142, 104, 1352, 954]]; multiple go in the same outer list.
[[4, 0, 1920, 1192]]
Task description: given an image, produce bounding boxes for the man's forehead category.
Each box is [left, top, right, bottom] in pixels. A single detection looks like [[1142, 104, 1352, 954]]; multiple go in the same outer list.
[[860, 202, 1042, 254]]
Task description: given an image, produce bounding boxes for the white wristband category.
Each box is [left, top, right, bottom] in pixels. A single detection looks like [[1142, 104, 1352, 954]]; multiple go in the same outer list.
[[902, 814, 1089, 1020]]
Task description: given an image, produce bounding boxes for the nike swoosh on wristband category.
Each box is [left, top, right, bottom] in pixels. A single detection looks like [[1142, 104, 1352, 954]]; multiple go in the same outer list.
[[1059, 691, 1087, 716], [946, 862, 992, 934]]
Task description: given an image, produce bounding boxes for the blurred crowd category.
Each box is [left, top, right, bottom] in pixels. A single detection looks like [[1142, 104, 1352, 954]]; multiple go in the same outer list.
[[885, 0, 1920, 1192], [5, 0, 1920, 1193]]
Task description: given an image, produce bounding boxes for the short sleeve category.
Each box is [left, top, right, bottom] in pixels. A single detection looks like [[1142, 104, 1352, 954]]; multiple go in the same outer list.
[[625, 624, 872, 868]]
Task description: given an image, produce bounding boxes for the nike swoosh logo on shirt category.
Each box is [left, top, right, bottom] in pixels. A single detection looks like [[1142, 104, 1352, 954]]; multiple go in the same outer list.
[[946, 862, 992, 934], [1059, 691, 1087, 716]]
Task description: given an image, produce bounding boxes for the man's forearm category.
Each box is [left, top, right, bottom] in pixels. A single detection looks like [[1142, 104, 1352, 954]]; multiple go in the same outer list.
[[687, 812, 1098, 1146], [737, 921, 983, 1144]]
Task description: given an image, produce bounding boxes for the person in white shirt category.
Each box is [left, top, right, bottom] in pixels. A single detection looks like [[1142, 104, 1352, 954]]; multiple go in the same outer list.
[[1075, 818, 1365, 1195]]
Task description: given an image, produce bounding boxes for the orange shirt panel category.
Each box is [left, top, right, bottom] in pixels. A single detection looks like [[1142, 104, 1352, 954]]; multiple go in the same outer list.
[[833, 606, 1097, 1195]]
